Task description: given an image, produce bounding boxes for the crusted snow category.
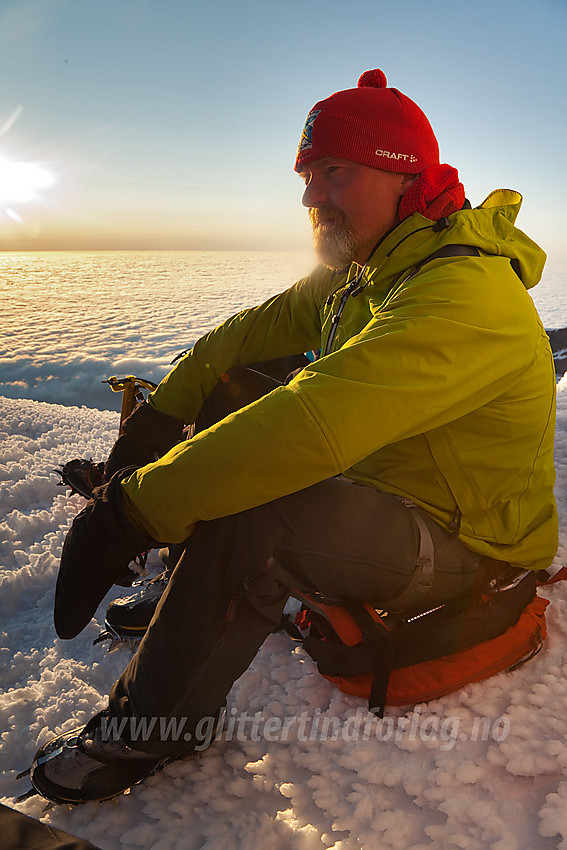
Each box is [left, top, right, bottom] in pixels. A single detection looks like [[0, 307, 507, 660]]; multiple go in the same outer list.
[[0, 384, 565, 848]]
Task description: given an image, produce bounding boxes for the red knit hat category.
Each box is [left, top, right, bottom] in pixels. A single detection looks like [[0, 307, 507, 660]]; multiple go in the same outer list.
[[294, 69, 439, 174]]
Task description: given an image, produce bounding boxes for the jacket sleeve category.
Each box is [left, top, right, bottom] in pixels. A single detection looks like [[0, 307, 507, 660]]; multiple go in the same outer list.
[[121, 255, 550, 542], [147, 271, 326, 423]]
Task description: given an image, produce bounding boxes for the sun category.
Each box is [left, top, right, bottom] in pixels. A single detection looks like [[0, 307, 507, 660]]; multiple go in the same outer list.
[[0, 154, 55, 209]]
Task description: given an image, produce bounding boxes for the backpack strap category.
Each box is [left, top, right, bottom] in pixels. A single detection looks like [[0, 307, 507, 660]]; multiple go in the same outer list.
[[309, 598, 397, 718], [414, 243, 523, 281], [425, 244, 480, 261], [405, 244, 480, 283], [350, 604, 396, 718]]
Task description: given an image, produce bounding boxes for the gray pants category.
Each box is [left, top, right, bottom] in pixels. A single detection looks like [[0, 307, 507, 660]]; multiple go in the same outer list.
[[108, 367, 483, 754]]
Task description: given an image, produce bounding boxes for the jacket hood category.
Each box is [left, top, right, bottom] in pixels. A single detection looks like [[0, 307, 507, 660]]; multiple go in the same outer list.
[[369, 189, 546, 291]]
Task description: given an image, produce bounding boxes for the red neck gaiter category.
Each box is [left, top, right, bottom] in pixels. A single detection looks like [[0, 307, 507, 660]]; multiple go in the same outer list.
[[398, 164, 465, 222]]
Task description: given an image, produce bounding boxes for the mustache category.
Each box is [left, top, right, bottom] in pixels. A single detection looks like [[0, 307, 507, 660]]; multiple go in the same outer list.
[[308, 206, 347, 228]]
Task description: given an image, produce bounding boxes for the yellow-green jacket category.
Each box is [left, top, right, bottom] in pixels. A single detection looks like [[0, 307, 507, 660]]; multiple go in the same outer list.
[[122, 190, 558, 571]]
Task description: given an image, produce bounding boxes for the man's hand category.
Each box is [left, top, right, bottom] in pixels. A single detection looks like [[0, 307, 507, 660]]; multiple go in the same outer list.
[[54, 469, 158, 640], [103, 402, 184, 483]]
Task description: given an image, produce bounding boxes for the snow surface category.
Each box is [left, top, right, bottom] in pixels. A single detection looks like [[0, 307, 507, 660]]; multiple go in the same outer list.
[[0, 380, 566, 850]]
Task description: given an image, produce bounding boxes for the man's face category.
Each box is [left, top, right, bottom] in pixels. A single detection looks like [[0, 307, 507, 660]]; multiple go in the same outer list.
[[300, 158, 412, 269]]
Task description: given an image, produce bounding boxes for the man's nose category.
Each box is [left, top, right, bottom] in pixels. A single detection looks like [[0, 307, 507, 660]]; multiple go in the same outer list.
[[302, 176, 328, 208]]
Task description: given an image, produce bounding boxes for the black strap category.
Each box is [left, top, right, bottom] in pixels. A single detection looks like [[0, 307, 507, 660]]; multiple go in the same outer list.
[[415, 243, 522, 282], [332, 601, 396, 718], [426, 244, 480, 260], [407, 244, 480, 281], [369, 638, 394, 718]]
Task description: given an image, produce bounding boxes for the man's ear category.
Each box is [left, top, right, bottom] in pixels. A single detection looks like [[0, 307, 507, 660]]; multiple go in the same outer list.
[[399, 173, 419, 197]]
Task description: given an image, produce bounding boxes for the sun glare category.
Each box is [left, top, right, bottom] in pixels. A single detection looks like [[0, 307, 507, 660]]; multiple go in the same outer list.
[[0, 154, 55, 208]]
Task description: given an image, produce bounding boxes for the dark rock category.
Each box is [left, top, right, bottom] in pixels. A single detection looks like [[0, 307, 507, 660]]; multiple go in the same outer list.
[[547, 328, 567, 353], [546, 329, 567, 378]]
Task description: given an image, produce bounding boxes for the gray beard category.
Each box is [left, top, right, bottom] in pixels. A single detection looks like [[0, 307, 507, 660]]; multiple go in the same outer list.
[[309, 208, 358, 271]]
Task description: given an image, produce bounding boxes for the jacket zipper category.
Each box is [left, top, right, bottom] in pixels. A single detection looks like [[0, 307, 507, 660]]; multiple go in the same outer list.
[[324, 270, 367, 356], [323, 219, 450, 357]]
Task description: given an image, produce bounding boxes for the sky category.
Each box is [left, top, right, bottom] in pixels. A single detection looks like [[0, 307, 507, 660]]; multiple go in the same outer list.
[[0, 0, 566, 269]]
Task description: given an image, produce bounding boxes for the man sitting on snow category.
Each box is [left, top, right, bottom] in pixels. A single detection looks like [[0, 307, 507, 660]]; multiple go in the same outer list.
[[31, 68, 558, 803]]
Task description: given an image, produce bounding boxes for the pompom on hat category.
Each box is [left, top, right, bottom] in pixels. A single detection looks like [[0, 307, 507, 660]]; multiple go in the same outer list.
[[294, 69, 439, 175]]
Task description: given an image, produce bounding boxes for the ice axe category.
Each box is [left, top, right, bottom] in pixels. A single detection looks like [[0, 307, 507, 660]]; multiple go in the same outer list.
[[102, 375, 158, 436]]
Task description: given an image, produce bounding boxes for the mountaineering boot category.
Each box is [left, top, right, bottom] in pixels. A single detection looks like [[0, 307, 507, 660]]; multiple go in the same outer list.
[[28, 711, 169, 804], [104, 569, 172, 640], [28, 705, 225, 804], [99, 545, 182, 644]]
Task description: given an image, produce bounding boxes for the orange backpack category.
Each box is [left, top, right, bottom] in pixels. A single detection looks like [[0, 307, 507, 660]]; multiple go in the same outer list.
[[288, 571, 547, 716]]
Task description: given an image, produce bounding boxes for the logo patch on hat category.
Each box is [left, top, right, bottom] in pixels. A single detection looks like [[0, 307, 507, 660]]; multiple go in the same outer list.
[[297, 109, 320, 158], [375, 149, 418, 163]]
